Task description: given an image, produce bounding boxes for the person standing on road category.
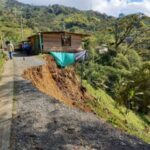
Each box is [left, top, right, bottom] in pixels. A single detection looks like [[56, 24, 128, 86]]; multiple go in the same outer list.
[[5, 41, 14, 59]]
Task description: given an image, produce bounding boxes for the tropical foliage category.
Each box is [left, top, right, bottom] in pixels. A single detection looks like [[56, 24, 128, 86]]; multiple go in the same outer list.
[[0, 0, 149, 142], [0, 0, 149, 114]]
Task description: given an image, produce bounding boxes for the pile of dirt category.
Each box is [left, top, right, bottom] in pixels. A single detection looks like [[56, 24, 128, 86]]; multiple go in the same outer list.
[[23, 55, 93, 112]]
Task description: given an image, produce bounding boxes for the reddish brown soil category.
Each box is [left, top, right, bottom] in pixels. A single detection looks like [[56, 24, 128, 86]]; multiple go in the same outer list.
[[23, 55, 93, 112]]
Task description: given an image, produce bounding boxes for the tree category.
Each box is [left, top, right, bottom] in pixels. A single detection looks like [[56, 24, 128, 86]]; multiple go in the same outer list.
[[116, 62, 150, 113], [112, 14, 144, 51]]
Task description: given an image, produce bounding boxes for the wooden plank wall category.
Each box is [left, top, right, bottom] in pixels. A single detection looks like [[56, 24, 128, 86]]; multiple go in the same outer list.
[[29, 37, 34, 50], [43, 34, 62, 51], [71, 35, 82, 51], [43, 33, 83, 52]]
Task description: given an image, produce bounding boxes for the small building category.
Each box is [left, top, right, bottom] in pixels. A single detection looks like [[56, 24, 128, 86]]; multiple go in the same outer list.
[[28, 31, 89, 54], [96, 44, 108, 54]]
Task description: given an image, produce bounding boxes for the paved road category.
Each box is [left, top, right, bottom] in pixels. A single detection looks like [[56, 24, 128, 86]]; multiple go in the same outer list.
[[0, 53, 45, 150], [0, 59, 14, 150], [1, 52, 150, 150]]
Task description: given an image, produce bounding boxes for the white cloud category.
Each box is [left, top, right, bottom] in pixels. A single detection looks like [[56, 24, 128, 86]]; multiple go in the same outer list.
[[17, 0, 150, 17], [91, 0, 150, 17]]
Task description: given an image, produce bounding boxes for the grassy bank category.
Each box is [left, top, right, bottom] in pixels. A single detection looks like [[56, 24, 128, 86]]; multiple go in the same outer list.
[[83, 81, 150, 143], [0, 51, 6, 78]]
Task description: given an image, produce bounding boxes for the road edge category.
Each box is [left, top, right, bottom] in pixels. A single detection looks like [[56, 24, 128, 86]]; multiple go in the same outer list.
[[0, 60, 14, 150]]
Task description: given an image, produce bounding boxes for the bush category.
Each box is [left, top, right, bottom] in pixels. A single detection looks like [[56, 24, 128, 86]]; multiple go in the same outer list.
[[0, 51, 6, 76], [116, 62, 150, 113], [112, 53, 130, 70], [126, 50, 142, 69]]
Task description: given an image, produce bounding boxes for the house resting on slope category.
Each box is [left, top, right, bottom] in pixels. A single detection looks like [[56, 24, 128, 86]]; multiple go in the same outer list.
[[28, 31, 89, 54]]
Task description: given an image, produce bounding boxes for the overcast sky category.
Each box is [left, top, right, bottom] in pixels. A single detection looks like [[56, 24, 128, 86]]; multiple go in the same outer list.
[[17, 0, 150, 17]]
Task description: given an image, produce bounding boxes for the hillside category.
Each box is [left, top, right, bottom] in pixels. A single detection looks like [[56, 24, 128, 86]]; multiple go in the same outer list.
[[9, 54, 149, 150], [23, 54, 150, 143], [0, 0, 114, 42], [23, 55, 94, 111], [0, 0, 149, 52], [0, 0, 150, 144]]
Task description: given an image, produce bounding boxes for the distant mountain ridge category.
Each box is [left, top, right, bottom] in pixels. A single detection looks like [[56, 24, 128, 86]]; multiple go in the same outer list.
[[0, 0, 149, 42]]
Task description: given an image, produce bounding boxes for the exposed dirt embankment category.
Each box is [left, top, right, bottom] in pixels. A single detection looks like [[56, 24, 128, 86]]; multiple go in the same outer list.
[[23, 55, 93, 112]]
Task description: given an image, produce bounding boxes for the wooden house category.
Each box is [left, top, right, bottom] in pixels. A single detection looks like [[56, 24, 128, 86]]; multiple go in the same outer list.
[[28, 31, 89, 54]]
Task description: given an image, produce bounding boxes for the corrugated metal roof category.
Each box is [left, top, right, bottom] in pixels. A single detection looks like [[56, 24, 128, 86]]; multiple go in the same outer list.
[[28, 31, 90, 39]]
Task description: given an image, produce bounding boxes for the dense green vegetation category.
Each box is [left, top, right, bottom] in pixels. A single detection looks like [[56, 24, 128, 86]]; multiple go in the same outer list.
[[0, 0, 113, 42], [77, 13, 150, 143], [0, 51, 6, 78], [81, 14, 150, 115], [0, 0, 149, 143], [84, 81, 150, 143]]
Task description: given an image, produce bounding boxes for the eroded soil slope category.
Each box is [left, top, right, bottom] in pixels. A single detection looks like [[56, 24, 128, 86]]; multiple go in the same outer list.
[[23, 55, 93, 111]]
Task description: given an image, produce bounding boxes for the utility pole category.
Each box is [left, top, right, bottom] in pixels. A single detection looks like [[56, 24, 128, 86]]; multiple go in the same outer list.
[[39, 32, 43, 54], [14, 7, 24, 41], [114, 22, 118, 50], [20, 12, 24, 41], [62, 22, 66, 31], [0, 35, 2, 50], [0, 34, 4, 50]]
